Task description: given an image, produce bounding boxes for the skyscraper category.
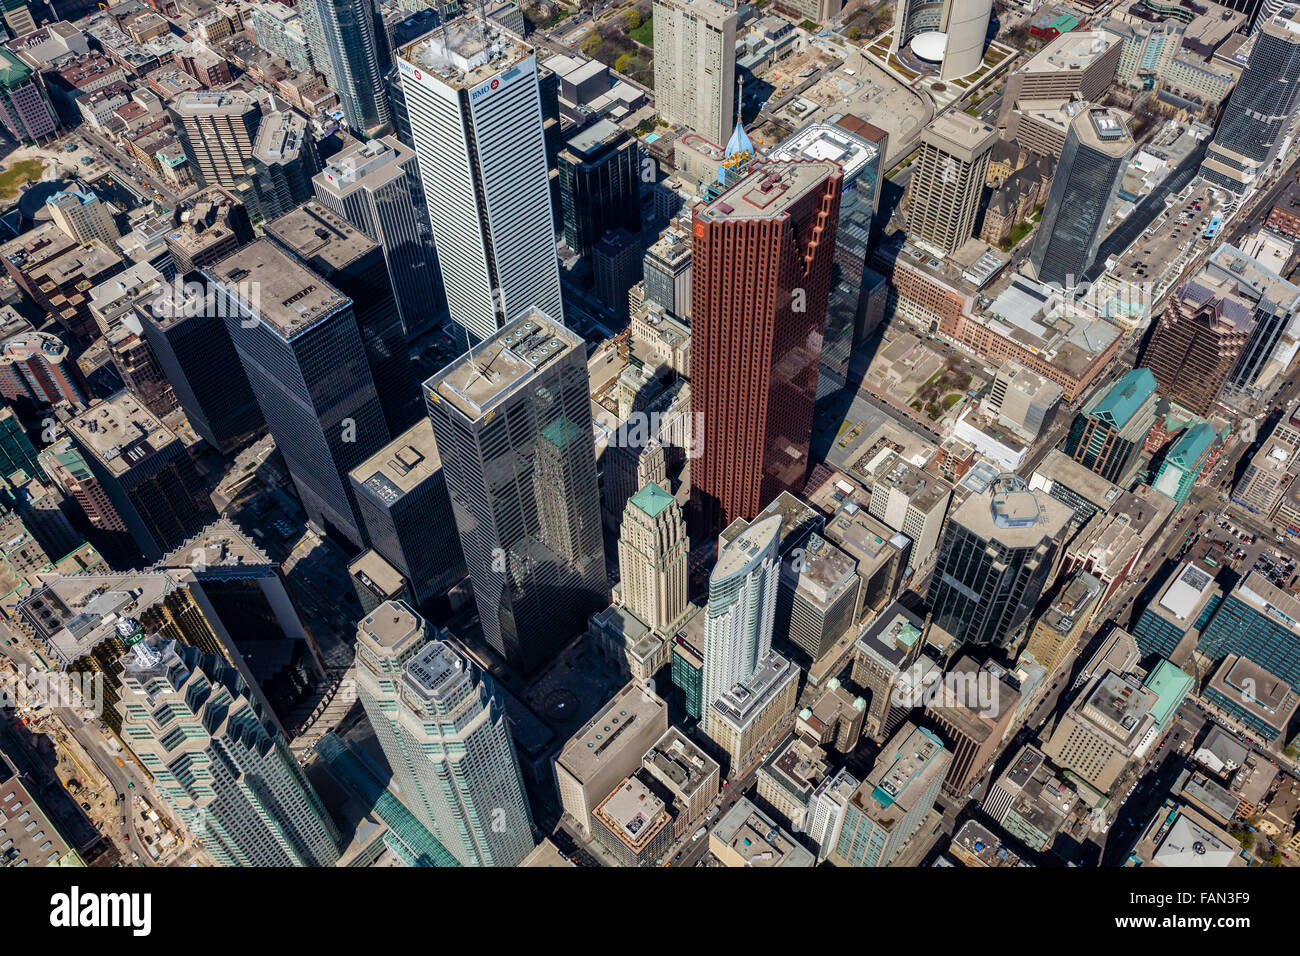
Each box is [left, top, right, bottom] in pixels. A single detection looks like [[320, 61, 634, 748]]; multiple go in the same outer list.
[[354, 601, 535, 866], [250, 110, 321, 221], [64, 393, 216, 565], [1201, 6, 1300, 193], [557, 118, 640, 258], [830, 722, 950, 867], [653, 0, 738, 145], [905, 114, 997, 256], [46, 186, 118, 248], [616, 482, 689, 634], [926, 475, 1072, 652], [1202, 244, 1300, 393], [690, 160, 842, 535], [1062, 366, 1158, 486], [169, 91, 263, 215], [118, 634, 340, 867], [1140, 275, 1254, 416], [209, 240, 391, 550], [312, 135, 446, 336], [300, 0, 391, 139], [702, 512, 781, 732], [1026, 107, 1133, 289], [264, 200, 422, 434], [425, 309, 605, 674], [348, 418, 465, 607], [397, 23, 562, 342], [138, 276, 264, 455]]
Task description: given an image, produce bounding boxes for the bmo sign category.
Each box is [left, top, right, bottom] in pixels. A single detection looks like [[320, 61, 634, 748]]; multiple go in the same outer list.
[[470, 62, 529, 103]]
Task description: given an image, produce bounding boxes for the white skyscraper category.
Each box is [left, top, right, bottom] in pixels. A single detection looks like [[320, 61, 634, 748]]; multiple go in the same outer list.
[[702, 513, 781, 732], [653, 0, 738, 146], [396, 22, 562, 342], [354, 601, 536, 867]]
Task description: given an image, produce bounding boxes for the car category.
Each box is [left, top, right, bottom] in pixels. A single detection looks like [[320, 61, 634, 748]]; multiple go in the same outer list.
[[81, 802, 90, 811]]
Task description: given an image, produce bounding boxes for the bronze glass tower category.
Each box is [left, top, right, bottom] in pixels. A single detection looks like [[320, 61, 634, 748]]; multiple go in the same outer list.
[[690, 160, 842, 537]]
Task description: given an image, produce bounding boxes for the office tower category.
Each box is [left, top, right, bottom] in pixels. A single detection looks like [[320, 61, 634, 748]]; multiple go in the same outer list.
[[38, 437, 126, 544], [702, 512, 781, 731], [1134, 556, 1223, 660], [163, 187, 255, 275], [64, 393, 216, 565], [1235, 423, 1300, 516], [594, 227, 641, 321], [425, 310, 605, 673], [807, 766, 859, 861], [46, 187, 117, 248], [1201, 6, 1300, 193], [830, 722, 950, 867], [118, 635, 340, 867], [891, 0, 993, 80], [616, 482, 689, 634], [264, 201, 421, 434], [905, 114, 996, 256], [643, 225, 691, 319], [0, 47, 58, 144], [354, 601, 535, 866], [923, 656, 1019, 797], [1063, 366, 1158, 486], [313, 135, 446, 336], [641, 726, 721, 825], [169, 91, 262, 214], [251, 110, 321, 222], [927, 475, 1072, 652], [398, 23, 562, 342], [1026, 108, 1133, 289], [863, 452, 953, 565], [348, 549, 412, 614], [0, 328, 82, 407], [984, 745, 1076, 851], [300, 0, 391, 138], [1201, 244, 1300, 393], [209, 240, 391, 551], [557, 119, 640, 258], [0, 406, 42, 483], [852, 601, 927, 741], [1140, 276, 1253, 416], [1199, 572, 1300, 687], [136, 278, 263, 455], [768, 120, 883, 400], [1042, 668, 1161, 794], [653, 0, 738, 145], [1024, 571, 1102, 673], [1152, 423, 1219, 505], [348, 419, 464, 607], [691, 160, 841, 535], [555, 680, 669, 838], [985, 360, 1063, 443], [777, 531, 860, 662]]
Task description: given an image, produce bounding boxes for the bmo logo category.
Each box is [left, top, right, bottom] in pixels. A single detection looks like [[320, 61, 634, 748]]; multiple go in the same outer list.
[[471, 77, 501, 102]]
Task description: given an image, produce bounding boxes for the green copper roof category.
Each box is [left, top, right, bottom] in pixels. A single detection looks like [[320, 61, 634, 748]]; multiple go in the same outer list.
[[1088, 367, 1157, 429], [0, 48, 30, 88], [1143, 659, 1193, 727], [1167, 422, 1215, 467], [630, 481, 673, 519]]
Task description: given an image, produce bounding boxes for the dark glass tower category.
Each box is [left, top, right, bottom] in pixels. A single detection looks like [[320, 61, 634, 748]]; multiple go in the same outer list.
[[1027, 107, 1133, 290], [348, 419, 465, 607], [208, 239, 391, 551], [926, 476, 1072, 651], [265, 201, 423, 434], [1201, 6, 1300, 192], [137, 279, 264, 455], [424, 310, 606, 674], [557, 119, 640, 258]]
